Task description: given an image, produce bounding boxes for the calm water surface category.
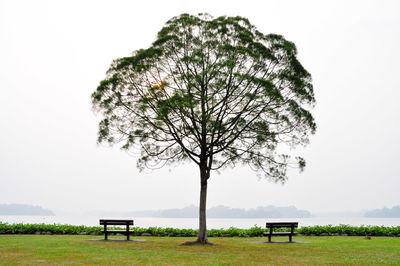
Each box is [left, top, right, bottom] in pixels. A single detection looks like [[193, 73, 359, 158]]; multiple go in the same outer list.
[[1, 216, 400, 228]]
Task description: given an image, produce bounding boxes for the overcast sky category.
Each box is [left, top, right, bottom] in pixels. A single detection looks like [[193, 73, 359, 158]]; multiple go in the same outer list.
[[1, 0, 399, 214]]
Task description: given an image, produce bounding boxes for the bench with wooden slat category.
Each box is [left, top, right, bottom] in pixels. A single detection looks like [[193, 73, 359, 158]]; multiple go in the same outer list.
[[99, 219, 134, 240], [263, 222, 298, 242]]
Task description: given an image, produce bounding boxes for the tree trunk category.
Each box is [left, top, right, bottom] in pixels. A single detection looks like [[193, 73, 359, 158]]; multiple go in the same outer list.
[[197, 163, 209, 244]]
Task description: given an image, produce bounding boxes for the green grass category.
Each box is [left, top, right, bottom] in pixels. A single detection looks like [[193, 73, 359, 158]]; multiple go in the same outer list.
[[0, 235, 399, 265]]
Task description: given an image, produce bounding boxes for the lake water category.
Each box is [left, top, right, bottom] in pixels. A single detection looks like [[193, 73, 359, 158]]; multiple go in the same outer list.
[[1, 216, 400, 228]]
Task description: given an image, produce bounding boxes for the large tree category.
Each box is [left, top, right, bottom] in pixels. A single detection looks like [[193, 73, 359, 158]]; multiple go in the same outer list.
[[91, 13, 316, 244]]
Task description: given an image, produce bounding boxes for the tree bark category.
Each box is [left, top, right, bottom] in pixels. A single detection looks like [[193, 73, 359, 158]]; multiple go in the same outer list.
[[197, 162, 209, 244]]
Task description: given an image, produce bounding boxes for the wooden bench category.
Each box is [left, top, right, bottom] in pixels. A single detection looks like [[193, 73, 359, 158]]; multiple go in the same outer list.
[[100, 219, 134, 240], [264, 222, 298, 242]]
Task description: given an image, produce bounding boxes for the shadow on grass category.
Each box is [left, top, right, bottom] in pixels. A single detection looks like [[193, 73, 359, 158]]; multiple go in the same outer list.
[[251, 240, 309, 244], [180, 240, 216, 246], [88, 239, 146, 242]]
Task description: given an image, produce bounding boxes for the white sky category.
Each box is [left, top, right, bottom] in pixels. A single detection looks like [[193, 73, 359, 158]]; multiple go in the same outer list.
[[1, 0, 399, 214]]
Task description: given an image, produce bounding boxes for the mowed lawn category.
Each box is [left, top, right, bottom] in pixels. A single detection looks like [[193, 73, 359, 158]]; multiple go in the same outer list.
[[0, 235, 399, 265]]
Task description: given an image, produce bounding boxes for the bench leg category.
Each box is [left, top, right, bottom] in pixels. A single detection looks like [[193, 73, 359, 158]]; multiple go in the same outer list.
[[104, 224, 108, 240], [126, 225, 130, 241], [289, 225, 294, 242], [268, 227, 273, 242]]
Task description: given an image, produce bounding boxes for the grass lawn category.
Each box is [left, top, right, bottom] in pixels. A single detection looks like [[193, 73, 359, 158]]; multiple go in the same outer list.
[[0, 235, 399, 265]]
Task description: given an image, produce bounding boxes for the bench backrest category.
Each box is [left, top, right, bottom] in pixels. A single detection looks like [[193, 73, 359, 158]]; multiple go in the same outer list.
[[100, 219, 134, 226], [266, 222, 298, 228]]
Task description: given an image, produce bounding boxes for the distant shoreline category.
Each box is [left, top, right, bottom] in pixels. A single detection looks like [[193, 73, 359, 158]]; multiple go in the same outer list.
[[0, 204, 54, 216], [2, 204, 400, 219]]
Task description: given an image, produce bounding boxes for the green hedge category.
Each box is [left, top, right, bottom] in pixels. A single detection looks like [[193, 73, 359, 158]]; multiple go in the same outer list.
[[0, 222, 399, 237], [0, 222, 102, 235], [298, 224, 400, 236]]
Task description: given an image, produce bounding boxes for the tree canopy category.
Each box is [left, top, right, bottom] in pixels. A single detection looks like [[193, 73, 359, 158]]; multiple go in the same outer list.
[[91, 13, 316, 243]]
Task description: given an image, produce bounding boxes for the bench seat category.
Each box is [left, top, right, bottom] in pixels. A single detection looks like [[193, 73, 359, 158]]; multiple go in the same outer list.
[[101, 230, 135, 234], [263, 232, 298, 236]]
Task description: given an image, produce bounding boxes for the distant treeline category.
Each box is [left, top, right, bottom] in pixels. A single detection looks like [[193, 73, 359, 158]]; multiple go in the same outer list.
[[1, 222, 399, 237], [364, 206, 400, 218], [0, 204, 54, 216], [86, 205, 312, 218]]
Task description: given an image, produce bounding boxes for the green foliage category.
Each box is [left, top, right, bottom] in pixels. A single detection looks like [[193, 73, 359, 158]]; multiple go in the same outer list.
[[298, 224, 400, 236], [0, 222, 102, 235], [1, 223, 399, 237], [91, 13, 316, 181]]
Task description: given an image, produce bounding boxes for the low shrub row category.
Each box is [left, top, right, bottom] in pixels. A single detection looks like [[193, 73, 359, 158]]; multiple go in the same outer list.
[[0, 222, 102, 235], [298, 224, 400, 236], [1, 222, 399, 237]]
